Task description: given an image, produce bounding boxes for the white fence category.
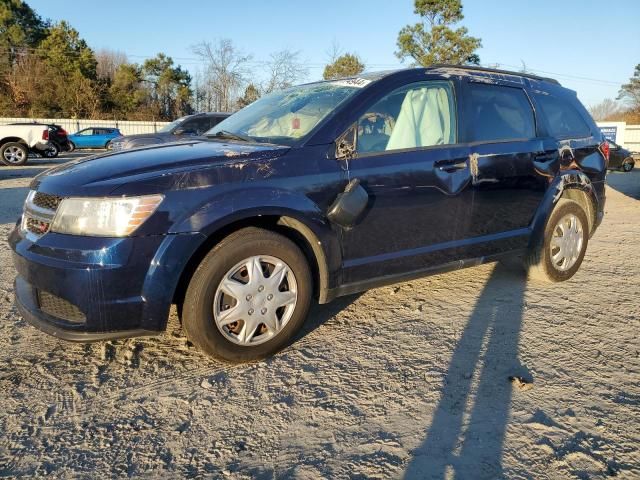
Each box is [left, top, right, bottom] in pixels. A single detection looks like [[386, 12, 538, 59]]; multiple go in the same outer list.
[[625, 125, 640, 153], [2, 117, 638, 151], [0, 117, 170, 136], [596, 121, 640, 152]]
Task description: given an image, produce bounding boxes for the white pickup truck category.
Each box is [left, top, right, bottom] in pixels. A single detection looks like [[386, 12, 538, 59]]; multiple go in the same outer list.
[[0, 124, 51, 166]]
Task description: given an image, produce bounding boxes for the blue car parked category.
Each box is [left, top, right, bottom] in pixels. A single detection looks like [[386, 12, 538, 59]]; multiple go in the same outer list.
[[68, 127, 122, 150], [10, 66, 608, 362]]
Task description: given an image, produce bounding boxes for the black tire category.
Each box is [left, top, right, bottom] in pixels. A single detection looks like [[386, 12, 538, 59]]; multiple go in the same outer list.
[[0, 142, 29, 166], [105, 140, 112, 150], [182, 227, 312, 362], [622, 158, 634, 172], [67, 141, 75, 152], [525, 199, 589, 283], [42, 142, 59, 158]]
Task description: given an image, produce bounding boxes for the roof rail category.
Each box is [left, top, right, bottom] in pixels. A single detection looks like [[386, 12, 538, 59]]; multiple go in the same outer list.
[[428, 64, 561, 85]]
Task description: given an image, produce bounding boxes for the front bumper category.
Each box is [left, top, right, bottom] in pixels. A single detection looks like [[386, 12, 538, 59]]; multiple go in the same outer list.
[[14, 276, 156, 342], [9, 225, 205, 342]]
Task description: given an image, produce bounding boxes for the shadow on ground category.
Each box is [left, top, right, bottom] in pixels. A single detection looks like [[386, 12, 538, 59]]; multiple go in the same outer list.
[[606, 169, 640, 200], [404, 263, 529, 479], [0, 167, 50, 180], [0, 152, 93, 180], [0, 187, 29, 224], [297, 293, 362, 342]]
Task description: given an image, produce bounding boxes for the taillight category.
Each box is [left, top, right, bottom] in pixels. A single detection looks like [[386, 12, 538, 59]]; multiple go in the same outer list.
[[42, 129, 49, 140], [59, 128, 67, 135], [599, 141, 610, 163]]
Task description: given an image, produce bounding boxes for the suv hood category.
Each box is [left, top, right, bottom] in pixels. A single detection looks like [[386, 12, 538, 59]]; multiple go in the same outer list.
[[31, 140, 290, 196]]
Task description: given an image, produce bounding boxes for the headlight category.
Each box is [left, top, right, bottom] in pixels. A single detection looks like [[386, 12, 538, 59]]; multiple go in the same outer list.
[[51, 195, 164, 237]]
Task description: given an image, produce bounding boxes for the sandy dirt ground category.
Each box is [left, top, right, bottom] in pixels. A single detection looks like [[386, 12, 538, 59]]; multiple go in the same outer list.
[[0, 154, 638, 479]]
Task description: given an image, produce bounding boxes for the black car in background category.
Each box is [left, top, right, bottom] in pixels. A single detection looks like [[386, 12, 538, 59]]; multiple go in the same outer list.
[[606, 140, 635, 172], [9, 123, 71, 158], [109, 112, 230, 151]]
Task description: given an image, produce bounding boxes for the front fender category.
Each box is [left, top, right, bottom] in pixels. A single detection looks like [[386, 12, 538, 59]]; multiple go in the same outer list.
[[170, 186, 342, 303], [529, 170, 600, 249]]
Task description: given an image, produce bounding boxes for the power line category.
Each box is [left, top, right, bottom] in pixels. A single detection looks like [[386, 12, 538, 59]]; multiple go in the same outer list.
[[482, 61, 624, 87]]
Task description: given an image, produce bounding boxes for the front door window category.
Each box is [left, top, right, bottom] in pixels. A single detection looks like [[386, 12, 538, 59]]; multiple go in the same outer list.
[[356, 81, 456, 155]]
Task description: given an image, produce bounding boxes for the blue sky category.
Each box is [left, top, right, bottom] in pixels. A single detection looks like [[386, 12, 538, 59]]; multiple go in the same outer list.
[[27, 0, 639, 107]]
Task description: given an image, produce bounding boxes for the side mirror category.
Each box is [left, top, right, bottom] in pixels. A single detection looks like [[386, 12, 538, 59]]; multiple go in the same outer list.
[[173, 127, 185, 135], [334, 123, 357, 160]]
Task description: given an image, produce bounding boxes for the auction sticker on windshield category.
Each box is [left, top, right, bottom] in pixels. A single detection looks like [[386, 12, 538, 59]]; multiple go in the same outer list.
[[330, 78, 371, 88]]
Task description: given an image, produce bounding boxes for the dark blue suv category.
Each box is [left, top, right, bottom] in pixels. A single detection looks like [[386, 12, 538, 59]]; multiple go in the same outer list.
[[9, 66, 608, 362]]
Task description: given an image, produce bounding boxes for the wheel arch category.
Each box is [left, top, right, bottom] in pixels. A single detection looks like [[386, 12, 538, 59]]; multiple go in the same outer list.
[[560, 187, 597, 234], [0, 137, 29, 148], [530, 171, 599, 249], [171, 213, 335, 313]]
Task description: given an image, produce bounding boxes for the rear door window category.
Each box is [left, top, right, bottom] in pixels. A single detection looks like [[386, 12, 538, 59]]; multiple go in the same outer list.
[[356, 81, 457, 154], [534, 94, 591, 138], [467, 83, 535, 142]]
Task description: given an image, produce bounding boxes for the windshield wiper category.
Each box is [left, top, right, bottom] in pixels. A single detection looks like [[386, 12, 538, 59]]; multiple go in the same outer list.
[[207, 130, 253, 142]]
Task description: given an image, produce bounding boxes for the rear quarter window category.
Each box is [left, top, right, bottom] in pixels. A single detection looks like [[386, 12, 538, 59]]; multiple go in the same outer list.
[[467, 83, 535, 142], [534, 93, 591, 138]]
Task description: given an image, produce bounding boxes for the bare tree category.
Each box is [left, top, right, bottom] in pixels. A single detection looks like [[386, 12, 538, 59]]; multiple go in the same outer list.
[[263, 49, 308, 94], [326, 38, 343, 64], [95, 49, 128, 81], [192, 39, 252, 112], [588, 98, 621, 121]]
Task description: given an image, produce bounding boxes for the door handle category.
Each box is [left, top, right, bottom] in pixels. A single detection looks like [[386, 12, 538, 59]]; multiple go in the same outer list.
[[436, 160, 467, 173]]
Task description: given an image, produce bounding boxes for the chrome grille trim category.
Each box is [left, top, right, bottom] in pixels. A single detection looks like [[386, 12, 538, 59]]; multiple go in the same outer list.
[[21, 190, 61, 240], [24, 203, 56, 222]]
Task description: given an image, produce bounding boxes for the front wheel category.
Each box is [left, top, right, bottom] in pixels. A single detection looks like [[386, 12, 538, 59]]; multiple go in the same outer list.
[[622, 158, 634, 172], [182, 227, 312, 362], [0, 142, 29, 166], [67, 141, 75, 152], [525, 199, 589, 282]]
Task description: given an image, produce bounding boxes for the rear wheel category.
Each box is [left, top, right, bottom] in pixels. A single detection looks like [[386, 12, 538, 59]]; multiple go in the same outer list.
[[622, 158, 634, 172], [182, 227, 312, 362], [67, 141, 75, 152], [0, 142, 28, 166], [525, 199, 589, 282], [42, 142, 59, 158], [105, 140, 113, 150]]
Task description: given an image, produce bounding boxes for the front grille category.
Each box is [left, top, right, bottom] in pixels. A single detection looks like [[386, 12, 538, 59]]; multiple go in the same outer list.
[[37, 290, 85, 323], [33, 192, 62, 211], [22, 190, 61, 239], [26, 217, 50, 235]]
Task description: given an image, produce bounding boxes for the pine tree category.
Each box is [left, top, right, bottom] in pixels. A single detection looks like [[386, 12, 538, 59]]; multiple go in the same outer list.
[[396, 0, 481, 67]]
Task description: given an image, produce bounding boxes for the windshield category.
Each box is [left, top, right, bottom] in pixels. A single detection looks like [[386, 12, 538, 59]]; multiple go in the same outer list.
[[158, 117, 187, 133], [206, 81, 364, 145]]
